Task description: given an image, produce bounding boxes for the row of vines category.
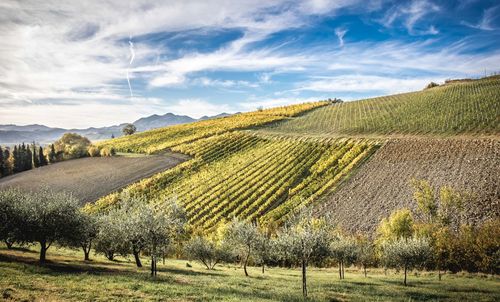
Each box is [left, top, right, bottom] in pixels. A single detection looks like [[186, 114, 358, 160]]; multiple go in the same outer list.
[[263, 76, 500, 136], [86, 132, 378, 231]]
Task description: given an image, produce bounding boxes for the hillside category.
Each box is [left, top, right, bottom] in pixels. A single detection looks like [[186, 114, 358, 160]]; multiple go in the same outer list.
[[260, 76, 500, 137], [86, 77, 499, 232]]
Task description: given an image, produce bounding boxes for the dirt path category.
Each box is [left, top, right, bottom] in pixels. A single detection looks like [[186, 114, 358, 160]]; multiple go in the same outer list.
[[0, 152, 190, 204]]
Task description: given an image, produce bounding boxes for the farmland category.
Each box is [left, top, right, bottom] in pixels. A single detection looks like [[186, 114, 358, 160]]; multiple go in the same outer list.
[[261, 76, 500, 137], [0, 152, 188, 204], [88, 132, 377, 229], [1, 245, 499, 302], [314, 138, 500, 233]]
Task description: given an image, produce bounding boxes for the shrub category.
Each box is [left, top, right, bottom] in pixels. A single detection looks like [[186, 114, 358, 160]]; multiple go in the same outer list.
[[87, 145, 101, 157]]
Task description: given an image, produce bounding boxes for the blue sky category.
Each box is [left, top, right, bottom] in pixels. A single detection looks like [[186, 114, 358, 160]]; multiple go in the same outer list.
[[0, 0, 499, 128]]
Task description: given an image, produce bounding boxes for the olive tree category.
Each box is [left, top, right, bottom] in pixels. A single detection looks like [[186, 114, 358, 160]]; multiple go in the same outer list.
[[224, 219, 260, 277], [10, 189, 85, 263], [275, 210, 332, 299], [137, 199, 187, 277], [0, 188, 23, 248], [355, 236, 377, 277], [94, 213, 129, 261], [329, 235, 358, 279], [184, 236, 233, 270], [381, 237, 431, 286]]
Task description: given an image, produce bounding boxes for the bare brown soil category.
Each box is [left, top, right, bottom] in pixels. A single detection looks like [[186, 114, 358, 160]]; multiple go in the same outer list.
[[0, 152, 189, 204], [316, 138, 500, 233]]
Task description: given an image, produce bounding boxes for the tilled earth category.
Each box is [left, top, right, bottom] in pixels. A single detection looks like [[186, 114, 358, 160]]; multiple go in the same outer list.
[[316, 138, 500, 233], [0, 152, 188, 204]]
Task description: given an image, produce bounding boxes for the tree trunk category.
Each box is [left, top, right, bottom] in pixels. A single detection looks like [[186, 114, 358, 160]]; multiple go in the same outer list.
[[105, 251, 114, 261], [341, 262, 345, 279], [339, 261, 342, 280], [302, 259, 307, 299], [262, 264, 265, 274], [438, 269, 441, 281], [84, 249, 90, 261], [404, 265, 407, 286], [243, 251, 250, 277], [151, 255, 157, 277], [4, 239, 13, 249], [39, 240, 47, 264], [133, 250, 142, 267], [364, 265, 367, 278]]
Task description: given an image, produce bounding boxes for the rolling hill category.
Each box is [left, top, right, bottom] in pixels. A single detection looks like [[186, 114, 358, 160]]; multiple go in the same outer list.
[[86, 76, 499, 233]]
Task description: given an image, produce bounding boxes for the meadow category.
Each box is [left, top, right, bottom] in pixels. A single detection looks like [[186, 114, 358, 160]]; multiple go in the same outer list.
[[1, 245, 499, 302]]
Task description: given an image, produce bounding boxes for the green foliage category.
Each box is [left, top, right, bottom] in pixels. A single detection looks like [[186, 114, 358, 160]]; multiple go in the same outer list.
[[0, 188, 86, 262], [184, 236, 233, 270], [263, 76, 500, 136], [381, 237, 432, 286], [329, 235, 358, 279], [376, 209, 414, 244], [122, 123, 137, 136], [53, 133, 92, 160], [224, 219, 260, 276]]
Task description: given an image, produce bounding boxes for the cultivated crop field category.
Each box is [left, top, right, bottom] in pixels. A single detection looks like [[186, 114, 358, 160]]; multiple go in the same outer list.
[[88, 132, 378, 229], [262, 76, 500, 137], [1, 246, 499, 302], [315, 138, 500, 233], [0, 153, 188, 204]]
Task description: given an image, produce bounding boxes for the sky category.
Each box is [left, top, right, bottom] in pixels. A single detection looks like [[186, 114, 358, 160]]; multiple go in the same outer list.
[[0, 0, 499, 128]]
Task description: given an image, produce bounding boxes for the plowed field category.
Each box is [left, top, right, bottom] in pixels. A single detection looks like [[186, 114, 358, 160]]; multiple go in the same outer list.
[[316, 138, 500, 233]]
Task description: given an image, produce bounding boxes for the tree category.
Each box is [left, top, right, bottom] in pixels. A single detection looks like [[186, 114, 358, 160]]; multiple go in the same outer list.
[[329, 235, 358, 279], [355, 235, 377, 277], [94, 211, 129, 261], [0, 146, 4, 177], [48, 144, 57, 163], [381, 237, 431, 286], [125, 198, 187, 276], [32, 143, 40, 168], [275, 210, 332, 299], [184, 236, 233, 270], [122, 124, 137, 136], [3, 148, 11, 175], [224, 219, 260, 276], [376, 209, 414, 244], [0, 188, 23, 248], [53, 133, 92, 160], [65, 212, 99, 261], [7, 189, 85, 263], [254, 226, 274, 274], [38, 146, 48, 166]]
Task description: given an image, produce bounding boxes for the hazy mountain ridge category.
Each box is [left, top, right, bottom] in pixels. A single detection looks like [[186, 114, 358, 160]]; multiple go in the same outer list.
[[0, 112, 232, 145]]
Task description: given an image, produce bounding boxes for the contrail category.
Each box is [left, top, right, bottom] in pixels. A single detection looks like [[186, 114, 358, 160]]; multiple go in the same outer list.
[[126, 37, 135, 98]]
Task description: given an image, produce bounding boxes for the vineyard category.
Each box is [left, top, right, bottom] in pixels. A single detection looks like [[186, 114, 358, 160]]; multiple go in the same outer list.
[[261, 76, 500, 137], [97, 102, 327, 154], [87, 132, 377, 229], [85, 76, 500, 231]]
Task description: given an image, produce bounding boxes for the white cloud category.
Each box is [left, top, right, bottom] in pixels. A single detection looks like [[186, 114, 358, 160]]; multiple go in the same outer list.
[[461, 5, 499, 31], [381, 0, 440, 34], [334, 27, 348, 47]]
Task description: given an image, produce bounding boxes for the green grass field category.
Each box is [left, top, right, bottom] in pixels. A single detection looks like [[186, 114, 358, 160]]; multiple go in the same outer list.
[[1, 246, 499, 302]]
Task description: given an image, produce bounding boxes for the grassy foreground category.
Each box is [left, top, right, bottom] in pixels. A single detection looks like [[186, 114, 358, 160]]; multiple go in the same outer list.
[[0, 246, 498, 301]]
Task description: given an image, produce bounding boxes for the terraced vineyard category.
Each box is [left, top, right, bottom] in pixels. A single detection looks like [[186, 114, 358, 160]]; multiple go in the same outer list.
[[87, 132, 377, 229], [261, 76, 500, 137]]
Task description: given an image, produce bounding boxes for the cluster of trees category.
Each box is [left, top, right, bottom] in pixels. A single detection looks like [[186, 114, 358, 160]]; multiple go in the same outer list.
[[53, 133, 115, 160], [1, 180, 498, 299], [0, 143, 48, 177], [0, 133, 116, 178]]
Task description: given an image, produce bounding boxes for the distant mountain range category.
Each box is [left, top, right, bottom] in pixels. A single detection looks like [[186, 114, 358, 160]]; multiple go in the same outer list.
[[0, 112, 232, 145]]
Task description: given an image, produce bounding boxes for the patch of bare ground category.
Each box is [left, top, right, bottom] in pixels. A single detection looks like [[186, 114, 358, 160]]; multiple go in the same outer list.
[[0, 152, 189, 204], [316, 138, 500, 233]]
